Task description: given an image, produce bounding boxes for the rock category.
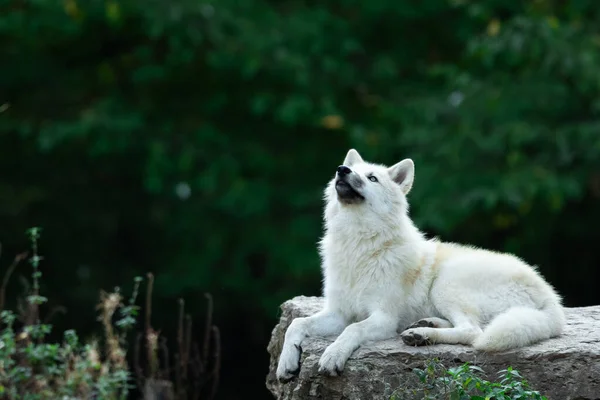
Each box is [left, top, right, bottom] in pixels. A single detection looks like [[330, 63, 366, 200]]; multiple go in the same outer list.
[[144, 379, 175, 400], [266, 296, 600, 400]]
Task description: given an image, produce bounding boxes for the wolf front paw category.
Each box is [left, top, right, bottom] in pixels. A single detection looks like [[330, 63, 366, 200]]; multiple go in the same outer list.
[[276, 343, 302, 382], [317, 343, 348, 377], [401, 328, 432, 346]]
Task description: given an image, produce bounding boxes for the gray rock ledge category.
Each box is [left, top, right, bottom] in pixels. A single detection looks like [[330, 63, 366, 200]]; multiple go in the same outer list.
[[266, 296, 600, 400]]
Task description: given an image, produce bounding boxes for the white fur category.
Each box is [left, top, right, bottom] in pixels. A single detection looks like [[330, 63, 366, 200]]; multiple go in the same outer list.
[[276, 149, 565, 380]]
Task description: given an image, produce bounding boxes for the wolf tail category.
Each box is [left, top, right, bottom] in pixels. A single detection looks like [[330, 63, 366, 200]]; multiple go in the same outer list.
[[472, 302, 566, 352]]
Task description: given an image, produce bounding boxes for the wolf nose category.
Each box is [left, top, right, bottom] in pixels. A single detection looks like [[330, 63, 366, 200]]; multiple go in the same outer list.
[[337, 165, 352, 176]]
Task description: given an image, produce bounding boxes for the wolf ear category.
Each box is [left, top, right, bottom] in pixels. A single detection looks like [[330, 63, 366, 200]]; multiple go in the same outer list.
[[388, 159, 415, 194], [343, 149, 364, 166]]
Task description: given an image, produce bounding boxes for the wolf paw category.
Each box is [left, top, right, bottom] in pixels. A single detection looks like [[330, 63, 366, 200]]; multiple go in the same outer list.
[[276, 343, 302, 382], [401, 329, 432, 346], [403, 317, 452, 332], [317, 343, 348, 377], [407, 319, 436, 329]]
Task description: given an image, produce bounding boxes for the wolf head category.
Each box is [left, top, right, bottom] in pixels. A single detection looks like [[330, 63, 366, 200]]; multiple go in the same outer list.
[[324, 149, 415, 224]]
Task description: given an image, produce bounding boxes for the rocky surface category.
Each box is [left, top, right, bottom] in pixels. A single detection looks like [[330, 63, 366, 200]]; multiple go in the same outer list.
[[266, 296, 600, 400]]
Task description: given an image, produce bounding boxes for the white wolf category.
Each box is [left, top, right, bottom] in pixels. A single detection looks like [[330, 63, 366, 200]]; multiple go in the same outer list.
[[276, 149, 565, 381]]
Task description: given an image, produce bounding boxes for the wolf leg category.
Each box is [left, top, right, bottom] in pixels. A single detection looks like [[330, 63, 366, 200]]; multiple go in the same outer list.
[[318, 311, 397, 376], [276, 309, 347, 382]]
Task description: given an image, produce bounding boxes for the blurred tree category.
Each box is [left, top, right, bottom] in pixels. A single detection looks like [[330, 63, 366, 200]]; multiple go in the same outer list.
[[1, 0, 599, 398]]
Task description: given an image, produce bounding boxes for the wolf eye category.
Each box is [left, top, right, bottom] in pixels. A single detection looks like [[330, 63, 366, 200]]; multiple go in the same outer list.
[[368, 175, 378, 183]]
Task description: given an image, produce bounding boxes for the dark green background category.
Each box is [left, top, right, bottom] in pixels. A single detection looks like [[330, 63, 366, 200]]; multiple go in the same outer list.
[[1, 0, 599, 398]]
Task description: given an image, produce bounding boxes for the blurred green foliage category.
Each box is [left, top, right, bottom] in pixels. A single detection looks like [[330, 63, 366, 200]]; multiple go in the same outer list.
[[1, 0, 600, 398]]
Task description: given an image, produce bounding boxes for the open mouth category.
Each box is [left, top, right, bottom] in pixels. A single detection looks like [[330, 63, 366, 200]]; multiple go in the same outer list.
[[335, 179, 364, 202]]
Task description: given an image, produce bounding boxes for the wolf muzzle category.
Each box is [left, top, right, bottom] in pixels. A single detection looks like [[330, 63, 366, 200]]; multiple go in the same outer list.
[[335, 165, 364, 203]]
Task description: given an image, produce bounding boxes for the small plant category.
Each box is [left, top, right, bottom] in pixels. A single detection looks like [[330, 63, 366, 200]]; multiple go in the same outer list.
[[0, 227, 141, 399], [391, 358, 547, 400]]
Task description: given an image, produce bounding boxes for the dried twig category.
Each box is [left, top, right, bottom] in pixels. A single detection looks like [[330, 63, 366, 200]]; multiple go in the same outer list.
[[133, 332, 145, 389], [191, 343, 203, 400], [0, 252, 28, 312], [160, 336, 170, 380], [42, 306, 67, 324], [183, 314, 192, 378], [209, 326, 221, 400], [145, 273, 154, 336], [202, 293, 213, 365], [176, 298, 185, 397], [177, 299, 184, 365]]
